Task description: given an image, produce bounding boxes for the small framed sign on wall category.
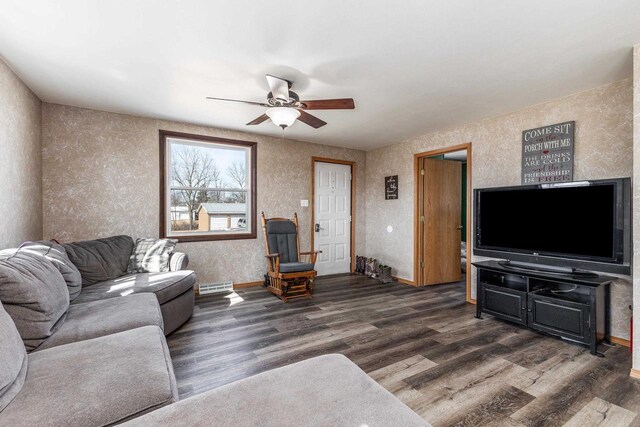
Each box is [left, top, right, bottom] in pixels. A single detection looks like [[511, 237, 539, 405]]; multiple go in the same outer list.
[[385, 175, 398, 200], [522, 121, 575, 184]]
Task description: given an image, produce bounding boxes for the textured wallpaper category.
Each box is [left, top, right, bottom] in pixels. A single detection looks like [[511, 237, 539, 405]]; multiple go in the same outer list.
[[633, 45, 640, 368], [41, 104, 366, 285], [0, 59, 42, 248], [366, 79, 634, 339]]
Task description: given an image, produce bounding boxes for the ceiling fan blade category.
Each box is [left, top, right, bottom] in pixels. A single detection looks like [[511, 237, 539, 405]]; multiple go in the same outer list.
[[300, 98, 355, 110], [296, 110, 327, 129], [265, 74, 291, 102], [246, 114, 269, 125], [206, 97, 270, 107]]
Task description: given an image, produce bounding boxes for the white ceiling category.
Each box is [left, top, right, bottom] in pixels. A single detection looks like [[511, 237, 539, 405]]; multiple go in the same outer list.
[[1, 1, 639, 151]]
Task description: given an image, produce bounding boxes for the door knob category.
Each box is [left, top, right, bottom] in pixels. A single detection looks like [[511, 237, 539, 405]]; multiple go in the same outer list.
[[315, 224, 324, 232], [456, 226, 463, 229]]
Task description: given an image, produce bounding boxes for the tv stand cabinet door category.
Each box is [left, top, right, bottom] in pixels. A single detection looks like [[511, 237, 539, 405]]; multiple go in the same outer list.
[[527, 294, 590, 344], [481, 284, 527, 325]]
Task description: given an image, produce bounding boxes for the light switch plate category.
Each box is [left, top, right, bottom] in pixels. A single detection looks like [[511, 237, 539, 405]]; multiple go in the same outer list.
[[300, 199, 309, 207]]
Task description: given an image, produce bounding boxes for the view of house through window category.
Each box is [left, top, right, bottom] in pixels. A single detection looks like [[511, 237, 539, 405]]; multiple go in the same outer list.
[[161, 132, 256, 241]]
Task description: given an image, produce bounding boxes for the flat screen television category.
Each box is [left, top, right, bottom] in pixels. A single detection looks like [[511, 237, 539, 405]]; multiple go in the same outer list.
[[474, 178, 631, 275]]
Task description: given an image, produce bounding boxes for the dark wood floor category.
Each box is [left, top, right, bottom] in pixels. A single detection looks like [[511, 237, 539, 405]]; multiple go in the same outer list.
[[167, 274, 639, 426]]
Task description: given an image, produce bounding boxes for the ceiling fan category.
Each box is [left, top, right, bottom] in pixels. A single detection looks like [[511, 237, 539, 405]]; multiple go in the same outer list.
[[206, 74, 355, 129]]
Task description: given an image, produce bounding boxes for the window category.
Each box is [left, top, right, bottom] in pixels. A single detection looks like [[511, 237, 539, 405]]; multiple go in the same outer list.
[[160, 130, 256, 241]]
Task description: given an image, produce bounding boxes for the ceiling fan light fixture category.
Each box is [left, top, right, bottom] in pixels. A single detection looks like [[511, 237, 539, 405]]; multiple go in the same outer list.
[[266, 107, 300, 129]]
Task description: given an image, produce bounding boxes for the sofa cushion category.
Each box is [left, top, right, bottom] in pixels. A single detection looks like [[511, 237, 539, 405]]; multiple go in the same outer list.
[[21, 241, 83, 301], [279, 262, 314, 273], [128, 238, 178, 273], [121, 354, 428, 427], [72, 270, 196, 305], [0, 326, 178, 427], [0, 303, 27, 412], [0, 251, 69, 351], [36, 293, 164, 351], [63, 235, 134, 286]]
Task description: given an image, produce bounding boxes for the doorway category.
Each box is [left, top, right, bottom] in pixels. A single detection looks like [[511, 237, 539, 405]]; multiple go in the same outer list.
[[311, 157, 355, 276], [414, 143, 473, 303]]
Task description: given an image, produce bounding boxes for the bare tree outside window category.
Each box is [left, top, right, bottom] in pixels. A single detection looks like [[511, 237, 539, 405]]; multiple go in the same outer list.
[[227, 161, 246, 203], [171, 146, 223, 230]]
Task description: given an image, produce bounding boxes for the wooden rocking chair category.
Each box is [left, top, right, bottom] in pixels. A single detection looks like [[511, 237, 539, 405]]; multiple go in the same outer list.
[[261, 212, 319, 302]]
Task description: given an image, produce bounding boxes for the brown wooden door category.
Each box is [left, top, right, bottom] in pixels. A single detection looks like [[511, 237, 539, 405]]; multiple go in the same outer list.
[[421, 158, 462, 285]]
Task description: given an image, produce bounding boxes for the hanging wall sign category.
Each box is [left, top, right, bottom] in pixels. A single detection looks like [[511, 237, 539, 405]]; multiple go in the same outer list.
[[522, 121, 575, 184], [385, 175, 398, 200]]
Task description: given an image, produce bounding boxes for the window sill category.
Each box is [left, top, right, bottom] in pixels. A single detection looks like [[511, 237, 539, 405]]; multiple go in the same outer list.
[[164, 232, 257, 243]]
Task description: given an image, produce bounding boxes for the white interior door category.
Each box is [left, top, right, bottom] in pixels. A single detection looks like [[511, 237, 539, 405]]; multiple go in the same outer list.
[[314, 162, 352, 276]]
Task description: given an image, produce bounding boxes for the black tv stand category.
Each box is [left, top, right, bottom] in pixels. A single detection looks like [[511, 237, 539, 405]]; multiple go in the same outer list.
[[497, 260, 599, 278], [474, 260, 613, 356]]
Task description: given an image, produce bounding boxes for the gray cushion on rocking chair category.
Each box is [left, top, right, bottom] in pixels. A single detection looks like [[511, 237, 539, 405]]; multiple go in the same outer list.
[[265, 220, 299, 264], [279, 262, 314, 273]]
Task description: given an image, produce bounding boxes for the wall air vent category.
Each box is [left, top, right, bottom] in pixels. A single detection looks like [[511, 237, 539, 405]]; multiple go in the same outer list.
[[198, 281, 234, 295]]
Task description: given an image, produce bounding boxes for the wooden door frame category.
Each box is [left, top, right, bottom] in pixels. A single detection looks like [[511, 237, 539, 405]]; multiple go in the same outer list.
[[414, 143, 474, 304], [311, 157, 356, 273]]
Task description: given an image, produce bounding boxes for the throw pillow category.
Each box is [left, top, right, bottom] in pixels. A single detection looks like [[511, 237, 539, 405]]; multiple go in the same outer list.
[[127, 238, 178, 273], [63, 235, 134, 286], [21, 241, 83, 301], [0, 250, 69, 351], [0, 302, 27, 411]]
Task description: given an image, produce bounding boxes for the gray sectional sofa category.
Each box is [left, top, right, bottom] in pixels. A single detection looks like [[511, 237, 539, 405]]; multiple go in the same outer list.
[[0, 236, 427, 426], [0, 236, 188, 425]]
